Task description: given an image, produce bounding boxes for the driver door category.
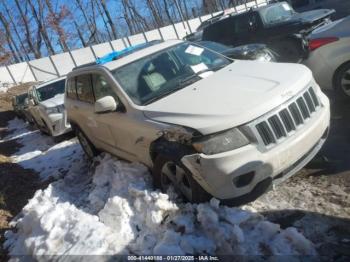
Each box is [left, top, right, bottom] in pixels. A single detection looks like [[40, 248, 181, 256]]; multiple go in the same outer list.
[[28, 87, 44, 127], [91, 73, 138, 162]]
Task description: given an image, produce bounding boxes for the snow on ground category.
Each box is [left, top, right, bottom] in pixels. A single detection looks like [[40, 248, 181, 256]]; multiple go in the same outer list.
[[3, 118, 320, 258], [4, 154, 316, 257], [1, 118, 84, 180]]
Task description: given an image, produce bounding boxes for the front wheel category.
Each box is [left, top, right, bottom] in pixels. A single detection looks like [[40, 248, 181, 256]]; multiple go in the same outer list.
[[334, 62, 350, 100], [75, 128, 99, 159], [153, 155, 211, 203]]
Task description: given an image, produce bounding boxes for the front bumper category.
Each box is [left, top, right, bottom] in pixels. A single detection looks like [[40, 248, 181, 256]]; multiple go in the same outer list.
[[181, 93, 330, 201], [44, 111, 71, 137]]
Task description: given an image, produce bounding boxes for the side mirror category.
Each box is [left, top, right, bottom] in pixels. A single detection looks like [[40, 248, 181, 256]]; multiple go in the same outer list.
[[94, 96, 117, 114], [28, 98, 35, 107]]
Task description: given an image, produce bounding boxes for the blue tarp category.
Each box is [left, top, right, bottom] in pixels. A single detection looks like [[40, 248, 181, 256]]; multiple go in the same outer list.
[[96, 43, 147, 64]]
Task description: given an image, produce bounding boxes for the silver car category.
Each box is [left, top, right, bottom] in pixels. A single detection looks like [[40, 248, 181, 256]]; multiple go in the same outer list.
[[304, 16, 350, 99]]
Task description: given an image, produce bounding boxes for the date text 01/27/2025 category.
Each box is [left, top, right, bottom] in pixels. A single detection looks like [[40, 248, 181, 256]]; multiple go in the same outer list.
[[127, 255, 220, 261]]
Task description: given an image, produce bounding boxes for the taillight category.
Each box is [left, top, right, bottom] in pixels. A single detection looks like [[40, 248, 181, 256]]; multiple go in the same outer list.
[[309, 37, 339, 51]]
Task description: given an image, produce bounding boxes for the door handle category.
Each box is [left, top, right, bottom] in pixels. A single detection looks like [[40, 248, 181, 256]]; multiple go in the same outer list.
[[72, 105, 79, 109]]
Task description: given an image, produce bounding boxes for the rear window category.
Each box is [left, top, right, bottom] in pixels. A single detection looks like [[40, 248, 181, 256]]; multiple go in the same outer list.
[[76, 75, 94, 103]]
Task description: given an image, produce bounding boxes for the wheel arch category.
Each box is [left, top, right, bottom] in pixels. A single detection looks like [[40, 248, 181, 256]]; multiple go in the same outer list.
[[332, 60, 350, 90]]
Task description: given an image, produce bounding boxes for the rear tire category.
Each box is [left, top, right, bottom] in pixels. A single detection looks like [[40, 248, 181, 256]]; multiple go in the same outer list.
[[334, 62, 350, 100], [75, 127, 99, 159], [153, 155, 211, 203]]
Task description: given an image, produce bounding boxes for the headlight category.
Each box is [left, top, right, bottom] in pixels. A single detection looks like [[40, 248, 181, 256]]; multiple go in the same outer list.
[[256, 52, 273, 62], [45, 107, 59, 114], [192, 128, 249, 155]]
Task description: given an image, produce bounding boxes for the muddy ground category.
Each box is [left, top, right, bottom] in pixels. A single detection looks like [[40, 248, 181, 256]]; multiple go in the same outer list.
[[0, 86, 349, 259]]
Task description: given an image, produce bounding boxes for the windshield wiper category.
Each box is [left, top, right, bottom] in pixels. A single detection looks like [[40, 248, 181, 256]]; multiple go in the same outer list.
[[143, 86, 187, 105], [178, 64, 227, 87]]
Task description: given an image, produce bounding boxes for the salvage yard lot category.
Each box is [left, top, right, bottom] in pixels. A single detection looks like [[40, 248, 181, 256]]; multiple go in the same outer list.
[[0, 87, 349, 259]]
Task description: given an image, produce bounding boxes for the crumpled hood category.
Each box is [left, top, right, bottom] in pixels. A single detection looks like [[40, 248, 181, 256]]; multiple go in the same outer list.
[[40, 93, 64, 108], [143, 61, 313, 135]]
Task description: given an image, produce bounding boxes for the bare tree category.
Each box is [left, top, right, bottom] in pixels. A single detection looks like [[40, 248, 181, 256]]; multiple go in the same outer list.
[[0, 12, 21, 63], [0, 31, 11, 64], [100, 0, 119, 39], [44, 0, 70, 52], [202, 0, 220, 13], [0, 12, 23, 62], [146, 0, 165, 27], [74, 0, 98, 44], [73, 19, 87, 47], [1, 0, 30, 60], [124, 0, 151, 32], [14, 0, 41, 58], [27, 0, 55, 55], [95, 0, 113, 41], [88, 0, 102, 44], [121, 0, 136, 35]]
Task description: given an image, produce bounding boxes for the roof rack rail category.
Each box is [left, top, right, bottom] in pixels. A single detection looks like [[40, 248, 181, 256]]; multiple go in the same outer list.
[[96, 40, 163, 65], [72, 62, 97, 71]]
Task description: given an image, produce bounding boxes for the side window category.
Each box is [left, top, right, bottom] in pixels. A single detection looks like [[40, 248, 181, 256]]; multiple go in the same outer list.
[[92, 74, 118, 101], [76, 74, 94, 103], [66, 77, 77, 99], [234, 14, 251, 34]]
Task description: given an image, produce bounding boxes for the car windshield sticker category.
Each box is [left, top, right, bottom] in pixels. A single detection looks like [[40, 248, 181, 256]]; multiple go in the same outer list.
[[282, 3, 291, 11], [190, 62, 208, 73], [185, 45, 204, 56], [198, 71, 213, 78]]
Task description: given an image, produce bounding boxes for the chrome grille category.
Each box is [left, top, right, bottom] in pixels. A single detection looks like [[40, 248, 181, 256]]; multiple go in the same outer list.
[[255, 87, 321, 147]]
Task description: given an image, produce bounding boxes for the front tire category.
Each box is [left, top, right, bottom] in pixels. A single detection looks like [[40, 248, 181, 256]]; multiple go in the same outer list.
[[75, 127, 99, 159], [334, 62, 350, 100], [153, 155, 211, 203]]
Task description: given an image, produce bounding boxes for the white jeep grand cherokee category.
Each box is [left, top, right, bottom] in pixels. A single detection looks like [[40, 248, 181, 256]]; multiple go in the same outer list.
[[65, 40, 330, 205]]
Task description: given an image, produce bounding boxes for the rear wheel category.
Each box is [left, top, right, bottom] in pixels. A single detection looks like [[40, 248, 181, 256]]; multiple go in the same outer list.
[[75, 127, 99, 159], [153, 155, 211, 203], [334, 62, 350, 100]]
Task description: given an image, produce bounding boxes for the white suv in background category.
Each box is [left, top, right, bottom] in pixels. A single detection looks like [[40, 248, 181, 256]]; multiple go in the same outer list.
[[27, 77, 71, 137], [65, 40, 330, 205]]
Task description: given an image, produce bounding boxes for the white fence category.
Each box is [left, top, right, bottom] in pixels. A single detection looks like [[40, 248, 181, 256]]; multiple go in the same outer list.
[[0, 0, 268, 87]]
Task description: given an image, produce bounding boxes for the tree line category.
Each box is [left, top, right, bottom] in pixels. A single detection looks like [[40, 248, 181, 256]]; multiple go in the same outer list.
[[0, 0, 251, 65]]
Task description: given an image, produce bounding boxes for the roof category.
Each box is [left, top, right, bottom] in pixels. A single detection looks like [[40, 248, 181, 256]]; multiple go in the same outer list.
[[35, 76, 66, 89], [103, 39, 183, 71]]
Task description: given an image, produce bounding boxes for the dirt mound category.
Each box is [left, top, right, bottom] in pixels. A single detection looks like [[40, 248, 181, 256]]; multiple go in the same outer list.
[[0, 82, 38, 111]]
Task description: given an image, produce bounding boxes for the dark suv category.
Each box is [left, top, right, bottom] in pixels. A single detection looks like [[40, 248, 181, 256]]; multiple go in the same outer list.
[[202, 1, 334, 62]]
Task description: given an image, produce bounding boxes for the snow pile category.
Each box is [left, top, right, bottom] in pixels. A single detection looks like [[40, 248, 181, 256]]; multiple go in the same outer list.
[[5, 154, 317, 257]]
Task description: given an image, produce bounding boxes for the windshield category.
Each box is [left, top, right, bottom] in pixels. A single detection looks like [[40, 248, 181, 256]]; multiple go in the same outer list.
[[35, 79, 65, 102], [198, 41, 230, 53], [112, 43, 231, 105], [260, 2, 295, 25], [17, 93, 27, 105]]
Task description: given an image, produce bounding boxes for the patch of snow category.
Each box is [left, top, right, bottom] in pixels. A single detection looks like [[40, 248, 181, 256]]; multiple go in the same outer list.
[[3, 118, 84, 180], [5, 153, 317, 257]]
